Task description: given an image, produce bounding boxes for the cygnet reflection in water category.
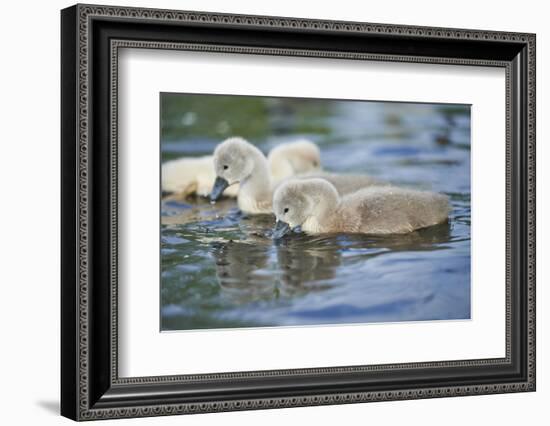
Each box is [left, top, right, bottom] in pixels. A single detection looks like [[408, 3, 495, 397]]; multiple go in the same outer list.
[[274, 235, 341, 293], [209, 235, 341, 304], [207, 220, 452, 307]]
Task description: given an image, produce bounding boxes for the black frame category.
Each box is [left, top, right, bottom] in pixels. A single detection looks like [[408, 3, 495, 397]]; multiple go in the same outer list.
[[61, 4, 536, 421]]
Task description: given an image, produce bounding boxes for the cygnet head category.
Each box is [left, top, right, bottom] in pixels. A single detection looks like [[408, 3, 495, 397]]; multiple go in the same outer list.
[[268, 139, 321, 181], [287, 139, 321, 173], [211, 137, 262, 201], [272, 178, 338, 238]]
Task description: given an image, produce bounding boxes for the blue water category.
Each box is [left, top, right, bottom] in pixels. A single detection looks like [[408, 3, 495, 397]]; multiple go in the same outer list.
[[160, 96, 471, 331]]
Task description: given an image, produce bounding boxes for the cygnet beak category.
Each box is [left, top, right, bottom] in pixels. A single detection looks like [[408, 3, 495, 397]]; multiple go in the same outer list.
[[210, 176, 229, 202], [272, 220, 292, 239]]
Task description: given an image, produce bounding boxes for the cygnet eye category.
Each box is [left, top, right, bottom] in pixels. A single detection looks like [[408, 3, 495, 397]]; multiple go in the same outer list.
[[284, 207, 289, 214], [223, 165, 229, 170]]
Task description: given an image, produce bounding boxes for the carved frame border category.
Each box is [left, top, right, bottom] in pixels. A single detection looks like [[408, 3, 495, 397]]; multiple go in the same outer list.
[[62, 3, 535, 420]]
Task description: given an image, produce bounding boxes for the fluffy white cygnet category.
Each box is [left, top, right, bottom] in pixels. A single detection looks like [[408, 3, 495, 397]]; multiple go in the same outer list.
[[161, 138, 321, 199], [211, 137, 385, 214], [272, 178, 450, 237]]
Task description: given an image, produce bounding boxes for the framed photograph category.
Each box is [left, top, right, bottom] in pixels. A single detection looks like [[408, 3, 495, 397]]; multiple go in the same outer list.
[[61, 3, 536, 421]]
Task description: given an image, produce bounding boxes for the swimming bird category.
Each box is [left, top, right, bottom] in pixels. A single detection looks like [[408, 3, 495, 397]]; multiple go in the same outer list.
[[272, 178, 450, 237], [211, 137, 385, 214], [161, 138, 321, 199], [266, 139, 321, 183]]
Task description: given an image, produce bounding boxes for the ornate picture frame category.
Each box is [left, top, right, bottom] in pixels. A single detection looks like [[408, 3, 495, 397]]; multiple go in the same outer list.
[[61, 3, 536, 420]]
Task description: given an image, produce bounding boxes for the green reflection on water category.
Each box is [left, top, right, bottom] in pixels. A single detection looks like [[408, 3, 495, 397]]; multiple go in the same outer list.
[[161, 93, 332, 142]]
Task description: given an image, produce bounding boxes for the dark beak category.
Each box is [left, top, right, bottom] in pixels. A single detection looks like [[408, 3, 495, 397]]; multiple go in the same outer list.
[[210, 177, 229, 202], [272, 220, 292, 239]]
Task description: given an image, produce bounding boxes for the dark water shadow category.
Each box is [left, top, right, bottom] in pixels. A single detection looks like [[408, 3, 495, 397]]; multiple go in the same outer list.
[[275, 234, 341, 295], [211, 239, 275, 304], [209, 221, 452, 307], [341, 221, 454, 253]]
